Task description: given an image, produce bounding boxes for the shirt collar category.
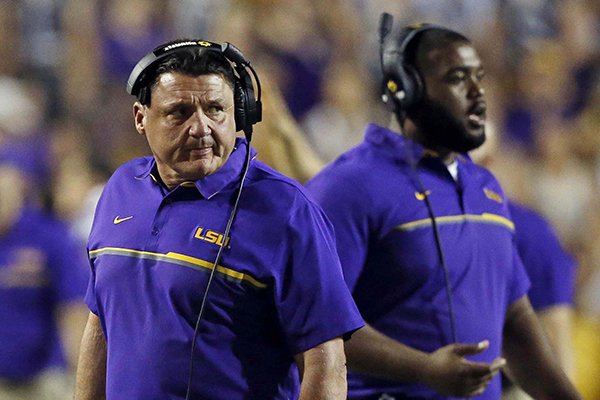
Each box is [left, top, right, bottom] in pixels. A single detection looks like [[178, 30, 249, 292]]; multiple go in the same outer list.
[[136, 137, 256, 199]]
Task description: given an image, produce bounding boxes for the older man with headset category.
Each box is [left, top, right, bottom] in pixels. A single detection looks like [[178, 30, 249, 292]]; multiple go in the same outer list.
[[74, 39, 363, 400]]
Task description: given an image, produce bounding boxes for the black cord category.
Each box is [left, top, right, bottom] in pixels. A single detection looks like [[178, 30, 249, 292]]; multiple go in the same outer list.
[[407, 150, 459, 345], [413, 172, 458, 345], [184, 142, 253, 400], [409, 156, 470, 400]]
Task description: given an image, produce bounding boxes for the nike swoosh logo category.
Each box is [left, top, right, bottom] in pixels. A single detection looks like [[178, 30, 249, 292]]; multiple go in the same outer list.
[[113, 215, 134, 225], [414, 190, 431, 201]]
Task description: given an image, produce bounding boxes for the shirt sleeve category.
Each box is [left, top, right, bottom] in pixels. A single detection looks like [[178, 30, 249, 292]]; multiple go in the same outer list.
[[273, 198, 364, 354], [507, 248, 531, 306], [84, 253, 99, 315], [512, 205, 577, 310]]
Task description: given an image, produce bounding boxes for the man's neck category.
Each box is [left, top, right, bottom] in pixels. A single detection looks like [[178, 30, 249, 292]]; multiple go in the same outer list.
[[389, 118, 456, 164]]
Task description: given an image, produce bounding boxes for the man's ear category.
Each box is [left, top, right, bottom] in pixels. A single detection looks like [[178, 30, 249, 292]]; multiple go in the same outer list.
[[133, 101, 147, 136]]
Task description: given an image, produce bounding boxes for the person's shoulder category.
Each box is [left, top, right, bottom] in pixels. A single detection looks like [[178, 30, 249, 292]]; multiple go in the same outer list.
[[110, 157, 152, 176], [508, 200, 552, 233], [507, 200, 535, 219], [464, 156, 497, 179], [248, 158, 303, 187], [463, 157, 507, 190], [104, 157, 153, 187], [308, 145, 396, 190], [246, 159, 317, 205], [93, 157, 153, 212]]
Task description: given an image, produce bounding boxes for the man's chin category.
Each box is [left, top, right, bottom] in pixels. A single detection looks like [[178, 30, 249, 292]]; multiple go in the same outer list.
[[452, 130, 486, 153], [471, 129, 486, 148], [188, 159, 224, 178]]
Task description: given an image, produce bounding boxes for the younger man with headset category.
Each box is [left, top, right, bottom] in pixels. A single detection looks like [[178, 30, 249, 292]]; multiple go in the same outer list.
[[74, 39, 363, 399], [306, 16, 581, 400]]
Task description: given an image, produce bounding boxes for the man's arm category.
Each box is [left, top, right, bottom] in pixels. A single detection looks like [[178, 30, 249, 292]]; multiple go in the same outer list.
[[537, 305, 575, 378], [294, 337, 347, 399], [503, 296, 581, 400], [57, 302, 89, 373], [346, 324, 505, 398], [74, 312, 107, 400]]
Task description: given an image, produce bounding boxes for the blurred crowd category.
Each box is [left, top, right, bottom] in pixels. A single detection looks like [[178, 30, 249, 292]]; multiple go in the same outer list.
[[1, 0, 599, 398]]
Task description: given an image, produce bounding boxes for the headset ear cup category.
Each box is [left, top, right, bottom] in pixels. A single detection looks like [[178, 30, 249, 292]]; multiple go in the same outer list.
[[402, 63, 424, 109], [385, 65, 419, 111], [234, 80, 247, 133], [380, 23, 443, 114]]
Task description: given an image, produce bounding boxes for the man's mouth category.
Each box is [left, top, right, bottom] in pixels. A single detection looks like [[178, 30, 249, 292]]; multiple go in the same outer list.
[[467, 102, 486, 128], [190, 147, 212, 157]]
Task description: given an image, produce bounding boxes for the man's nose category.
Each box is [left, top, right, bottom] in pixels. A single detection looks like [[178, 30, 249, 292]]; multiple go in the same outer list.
[[188, 110, 211, 137], [468, 79, 485, 98]]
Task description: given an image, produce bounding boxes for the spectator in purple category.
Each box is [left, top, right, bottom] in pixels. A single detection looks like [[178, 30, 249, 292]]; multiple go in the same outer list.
[[0, 147, 89, 400]]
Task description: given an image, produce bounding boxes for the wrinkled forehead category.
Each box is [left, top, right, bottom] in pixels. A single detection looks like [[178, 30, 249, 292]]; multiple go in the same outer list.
[[152, 72, 235, 102]]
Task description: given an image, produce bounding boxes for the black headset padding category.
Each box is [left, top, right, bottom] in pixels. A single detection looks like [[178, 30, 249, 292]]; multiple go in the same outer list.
[[233, 80, 246, 133], [381, 23, 442, 110], [221, 42, 261, 134], [126, 40, 261, 135]]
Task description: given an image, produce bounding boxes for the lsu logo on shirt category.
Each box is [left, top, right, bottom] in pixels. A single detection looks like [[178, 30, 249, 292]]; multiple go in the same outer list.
[[484, 187, 503, 204], [194, 227, 231, 248]]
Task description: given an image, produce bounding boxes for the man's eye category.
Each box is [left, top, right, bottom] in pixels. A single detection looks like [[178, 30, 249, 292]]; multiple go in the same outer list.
[[168, 107, 190, 119], [205, 105, 224, 118], [448, 72, 466, 83]]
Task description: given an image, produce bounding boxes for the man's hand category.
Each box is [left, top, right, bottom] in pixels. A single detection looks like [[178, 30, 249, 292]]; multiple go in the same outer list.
[[421, 340, 505, 398], [345, 325, 505, 397]]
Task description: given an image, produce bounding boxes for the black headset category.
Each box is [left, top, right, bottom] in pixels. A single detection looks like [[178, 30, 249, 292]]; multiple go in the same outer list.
[[379, 13, 444, 113], [126, 39, 262, 138]]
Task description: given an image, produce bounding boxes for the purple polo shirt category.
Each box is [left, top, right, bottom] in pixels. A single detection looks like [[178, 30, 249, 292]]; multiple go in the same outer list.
[[86, 138, 363, 400], [306, 124, 530, 400], [0, 207, 88, 381], [508, 201, 576, 310]]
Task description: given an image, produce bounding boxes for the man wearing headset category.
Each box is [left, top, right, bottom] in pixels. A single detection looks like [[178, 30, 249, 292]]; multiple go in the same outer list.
[[306, 18, 581, 400], [74, 40, 363, 400]]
